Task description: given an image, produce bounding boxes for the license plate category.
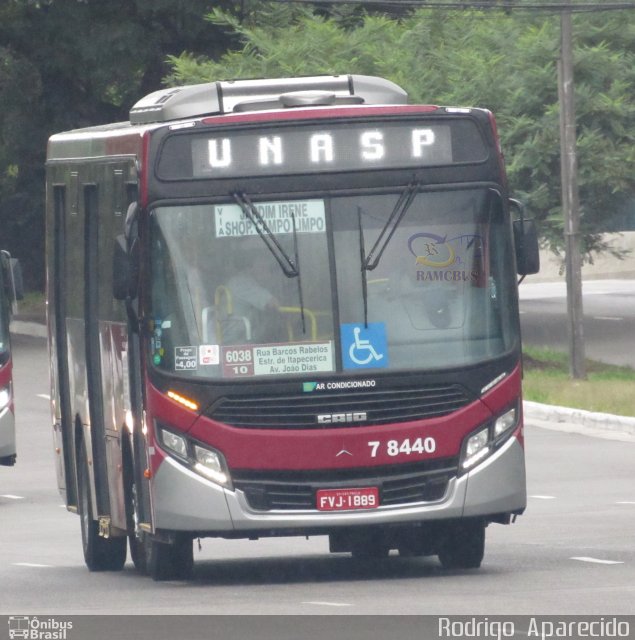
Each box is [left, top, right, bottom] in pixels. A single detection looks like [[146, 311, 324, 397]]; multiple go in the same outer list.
[[316, 487, 379, 511]]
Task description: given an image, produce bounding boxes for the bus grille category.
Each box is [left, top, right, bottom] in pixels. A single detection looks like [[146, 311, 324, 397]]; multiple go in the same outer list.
[[233, 459, 457, 511], [208, 384, 471, 429]]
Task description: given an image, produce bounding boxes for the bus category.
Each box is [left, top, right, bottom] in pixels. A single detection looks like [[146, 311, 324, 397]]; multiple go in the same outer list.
[[1, 251, 23, 467], [46, 74, 539, 580]]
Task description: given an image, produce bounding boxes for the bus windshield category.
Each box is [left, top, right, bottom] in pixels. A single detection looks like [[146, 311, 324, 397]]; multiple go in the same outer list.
[[149, 187, 519, 380]]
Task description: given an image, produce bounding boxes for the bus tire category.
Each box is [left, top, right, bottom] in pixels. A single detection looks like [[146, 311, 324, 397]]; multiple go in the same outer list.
[[437, 519, 485, 570], [0, 453, 17, 466], [127, 483, 148, 575], [145, 534, 194, 581], [77, 441, 127, 571]]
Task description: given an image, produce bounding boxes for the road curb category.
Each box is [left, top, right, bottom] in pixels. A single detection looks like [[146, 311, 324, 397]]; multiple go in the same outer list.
[[524, 400, 635, 440], [10, 320, 48, 339]]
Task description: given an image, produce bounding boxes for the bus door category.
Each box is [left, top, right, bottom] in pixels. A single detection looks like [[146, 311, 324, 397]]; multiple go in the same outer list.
[[84, 163, 135, 533], [49, 173, 82, 506], [94, 163, 138, 533], [50, 162, 137, 530]]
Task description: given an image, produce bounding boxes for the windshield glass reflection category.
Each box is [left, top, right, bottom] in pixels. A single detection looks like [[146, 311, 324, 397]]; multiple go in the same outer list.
[[149, 188, 518, 380]]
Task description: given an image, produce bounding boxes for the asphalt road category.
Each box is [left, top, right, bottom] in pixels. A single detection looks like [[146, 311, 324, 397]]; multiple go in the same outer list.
[[1, 335, 634, 620], [519, 279, 635, 367]]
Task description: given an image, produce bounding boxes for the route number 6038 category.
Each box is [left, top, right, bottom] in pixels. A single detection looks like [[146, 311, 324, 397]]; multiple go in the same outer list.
[[368, 437, 436, 458]]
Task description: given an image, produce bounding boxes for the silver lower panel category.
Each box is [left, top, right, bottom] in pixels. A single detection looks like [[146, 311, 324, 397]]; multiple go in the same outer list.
[[151, 435, 526, 534], [0, 408, 16, 459]]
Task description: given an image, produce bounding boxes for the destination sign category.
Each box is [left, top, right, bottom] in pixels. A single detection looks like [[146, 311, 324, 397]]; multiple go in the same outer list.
[[214, 199, 325, 238], [157, 119, 487, 180]]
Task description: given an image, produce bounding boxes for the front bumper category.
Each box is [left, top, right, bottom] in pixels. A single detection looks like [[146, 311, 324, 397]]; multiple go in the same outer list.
[[150, 430, 526, 534]]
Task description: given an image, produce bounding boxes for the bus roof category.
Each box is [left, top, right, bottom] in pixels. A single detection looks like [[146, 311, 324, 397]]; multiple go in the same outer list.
[[46, 75, 493, 163], [47, 74, 409, 161], [128, 74, 407, 125]]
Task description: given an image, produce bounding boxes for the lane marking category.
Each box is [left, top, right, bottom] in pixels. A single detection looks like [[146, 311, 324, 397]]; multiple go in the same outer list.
[[616, 501, 635, 505], [570, 557, 624, 565], [530, 495, 557, 500], [303, 601, 353, 607], [37, 394, 51, 400], [592, 316, 623, 321], [13, 562, 53, 568], [1, 494, 25, 500]]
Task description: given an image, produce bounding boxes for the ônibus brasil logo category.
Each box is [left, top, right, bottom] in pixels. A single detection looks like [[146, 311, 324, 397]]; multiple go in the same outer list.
[[8, 617, 73, 640]]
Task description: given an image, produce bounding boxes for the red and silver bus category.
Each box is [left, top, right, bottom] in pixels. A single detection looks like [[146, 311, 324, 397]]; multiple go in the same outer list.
[[46, 75, 539, 580], [1, 251, 23, 467]]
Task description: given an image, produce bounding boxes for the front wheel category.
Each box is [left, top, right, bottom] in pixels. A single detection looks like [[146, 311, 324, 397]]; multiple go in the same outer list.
[[437, 519, 486, 570], [128, 482, 148, 574], [77, 441, 127, 571], [145, 534, 194, 581]]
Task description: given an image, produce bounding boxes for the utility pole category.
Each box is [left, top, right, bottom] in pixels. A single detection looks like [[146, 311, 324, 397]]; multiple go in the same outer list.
[[558, 0, 586, 379]]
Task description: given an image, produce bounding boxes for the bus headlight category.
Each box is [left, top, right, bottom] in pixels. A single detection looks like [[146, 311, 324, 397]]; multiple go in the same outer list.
[[460, 405, 519, 472], [494, 407, 517, 440], [194, 444, 230, 486], [156, 425, 232, 489], [159, 428, 188, 459], [462, 428, 491, 470]]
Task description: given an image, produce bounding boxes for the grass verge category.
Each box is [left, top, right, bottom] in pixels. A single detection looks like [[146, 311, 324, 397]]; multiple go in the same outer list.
[[14, 291, 46, 317], [523, 346, 635, 417]]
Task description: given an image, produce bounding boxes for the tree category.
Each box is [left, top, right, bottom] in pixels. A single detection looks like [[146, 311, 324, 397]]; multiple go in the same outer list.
[[168, 3, 635, 261], [0, 0, 237, 289]]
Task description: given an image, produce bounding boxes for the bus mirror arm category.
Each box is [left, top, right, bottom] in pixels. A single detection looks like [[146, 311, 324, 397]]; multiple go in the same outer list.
[[510, 199, 540, 279]]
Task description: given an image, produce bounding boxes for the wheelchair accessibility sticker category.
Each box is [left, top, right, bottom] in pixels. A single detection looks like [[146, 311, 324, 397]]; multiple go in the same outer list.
[[341, 323, 388, 370]]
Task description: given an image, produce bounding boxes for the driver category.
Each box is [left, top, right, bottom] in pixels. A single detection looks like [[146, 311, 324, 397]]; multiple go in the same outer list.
[[226, 250, 284, 343]]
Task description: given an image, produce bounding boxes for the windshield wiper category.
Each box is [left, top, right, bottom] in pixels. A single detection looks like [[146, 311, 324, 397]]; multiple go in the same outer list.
[[363, 181, 420, 271], [358, 181, 420, 326], [233, 192, 298, 277], [358, 206, 370, 328], [232, 191, 306, 334]]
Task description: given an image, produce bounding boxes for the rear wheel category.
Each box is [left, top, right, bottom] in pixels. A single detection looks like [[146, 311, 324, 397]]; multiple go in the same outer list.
[[77, 441, 126, 571], [145, 534, 194, 581], [437, 520, 486, 570]]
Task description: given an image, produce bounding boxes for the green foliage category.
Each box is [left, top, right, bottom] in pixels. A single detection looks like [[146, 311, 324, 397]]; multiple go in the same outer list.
[[2, 1, 634, 289], [167, 5, 408, 83], [169, 4, 635, 260], [0, 0, 235, 289]]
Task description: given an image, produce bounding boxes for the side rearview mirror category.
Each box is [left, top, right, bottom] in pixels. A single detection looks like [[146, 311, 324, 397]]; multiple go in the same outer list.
[[513, 218, 540, 277], [113, 202, 141, 301], [1, 251, 24, 305], [113, 235, 139, 301], [509, 199, 540, 277]]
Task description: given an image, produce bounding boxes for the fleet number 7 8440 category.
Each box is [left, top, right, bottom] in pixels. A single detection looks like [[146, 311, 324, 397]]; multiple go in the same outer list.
[[368, 437, 437, 458]]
